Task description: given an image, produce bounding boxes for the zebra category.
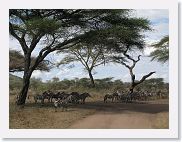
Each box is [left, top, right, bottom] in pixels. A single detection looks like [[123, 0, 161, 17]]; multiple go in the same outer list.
[[53, 95, 73, 112], [104, 92, 119, 103], [50, 91, 67, 102], [33, 90, 52, 104], [104, 94, 114, 103], [34, 94, 44, 104], [79, 93, 91, 104], [42, 90, 53, 103], [70, 92, 80, 102]]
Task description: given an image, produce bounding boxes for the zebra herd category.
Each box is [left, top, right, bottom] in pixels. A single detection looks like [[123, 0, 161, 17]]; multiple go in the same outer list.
[[104, 90, 167, 103], [17, 89, 168, 111], [33, 91, 91, 111]]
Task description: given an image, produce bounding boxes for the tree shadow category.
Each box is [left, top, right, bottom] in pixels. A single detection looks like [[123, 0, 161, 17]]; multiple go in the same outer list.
[[69, 101, 169, 114], [20, 100, 169, 114]]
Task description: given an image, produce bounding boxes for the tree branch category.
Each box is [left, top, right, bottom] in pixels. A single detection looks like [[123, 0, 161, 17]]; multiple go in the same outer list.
[[134, 71, 156, 86], [29, 34, 45, 52], [74, 49, 90, 70], [9, 23, 29, 54]]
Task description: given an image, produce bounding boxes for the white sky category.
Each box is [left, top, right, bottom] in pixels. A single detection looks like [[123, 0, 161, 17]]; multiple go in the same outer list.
[[10, 9, 169, 82]]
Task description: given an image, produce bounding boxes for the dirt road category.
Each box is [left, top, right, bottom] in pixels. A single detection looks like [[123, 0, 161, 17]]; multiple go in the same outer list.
[[69, 100, 169, 129]]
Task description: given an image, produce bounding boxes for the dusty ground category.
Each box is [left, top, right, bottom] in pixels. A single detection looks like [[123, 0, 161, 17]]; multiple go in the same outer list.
[[69, 100, 169, 129], [9, 95, 169, 129]]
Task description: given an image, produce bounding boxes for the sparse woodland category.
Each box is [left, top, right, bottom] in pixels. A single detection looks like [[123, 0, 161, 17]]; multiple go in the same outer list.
[[9, 9, 169, 129]]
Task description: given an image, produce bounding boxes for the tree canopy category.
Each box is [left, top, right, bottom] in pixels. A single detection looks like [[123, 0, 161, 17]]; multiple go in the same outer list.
[[149, 35, 169, 63], [9, 9, 152, 105], [9, 49, 51, 72]]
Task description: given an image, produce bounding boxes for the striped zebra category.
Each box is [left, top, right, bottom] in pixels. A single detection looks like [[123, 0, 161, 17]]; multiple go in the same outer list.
[[53, 95, 73, 112], [79, 93, 91, 104], [104, 92, 119, 103], [34, 94, 44, 104], [34, 90, 52, 104]]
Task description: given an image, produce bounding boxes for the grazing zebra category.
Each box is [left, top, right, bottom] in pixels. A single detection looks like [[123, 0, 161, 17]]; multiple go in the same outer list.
[[42, 90, 52, 103], [34, 94, 44, 104], [104, 92, 119, 103], [104, 94, 114, 103], [79, 93, 91, 104], [50, 91, 66, 102], [33, 90, 52, 104], [54, 95, 73, 112], [68, 92, 79, 104]]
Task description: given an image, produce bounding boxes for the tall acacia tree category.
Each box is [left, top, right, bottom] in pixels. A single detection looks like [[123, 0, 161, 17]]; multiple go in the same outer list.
[[109, 18, 156, 93], [57, 15, 154, 88], [57, 43, 108, 87], [113, 47, 155, 93], [10, 9, 134, 105]]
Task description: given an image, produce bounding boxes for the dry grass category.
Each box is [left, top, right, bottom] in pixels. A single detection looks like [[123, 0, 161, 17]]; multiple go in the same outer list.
[[9, 95, 96, 129]]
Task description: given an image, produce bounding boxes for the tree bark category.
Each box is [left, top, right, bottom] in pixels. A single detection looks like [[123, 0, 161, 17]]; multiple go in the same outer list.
[[129, 72, 156, 94], [88, 70, 95, 87], [16, 71, 32, 105], [16, 53, 32, 105], [129, 84, 135, 94]]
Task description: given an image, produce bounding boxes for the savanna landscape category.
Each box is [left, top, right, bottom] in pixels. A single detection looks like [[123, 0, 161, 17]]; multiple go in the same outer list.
[[9, 9, 169, 129]]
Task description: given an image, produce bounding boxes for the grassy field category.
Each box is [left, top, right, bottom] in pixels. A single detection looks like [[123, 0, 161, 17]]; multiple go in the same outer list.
[[9, 92, 169, 129], [9, 95, 96, 129]]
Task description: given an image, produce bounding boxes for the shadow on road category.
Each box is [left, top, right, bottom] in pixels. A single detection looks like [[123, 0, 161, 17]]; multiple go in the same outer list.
[[22, 100, 169, 114]]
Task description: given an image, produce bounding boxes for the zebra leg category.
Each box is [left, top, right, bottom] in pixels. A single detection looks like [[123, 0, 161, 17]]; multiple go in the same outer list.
[[112, 97, 114, 103], [61, 106, 64, 112], [34, 97, 37, 103], [83, 98, 86, 104], [104, 97, 107, 103], [55, 106, 57, 112], [41, 98, 44, 105]]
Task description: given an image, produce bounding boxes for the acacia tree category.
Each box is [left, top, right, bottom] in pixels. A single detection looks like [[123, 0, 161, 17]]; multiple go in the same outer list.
[[57, 43, 108, 87], [10, 9, 134, 105], [113, 47, 155, 93], [149, 35, 169, 63], [9, 49, 50, 72], [57, 15, 153, 88], [108, 17, 156, 93]]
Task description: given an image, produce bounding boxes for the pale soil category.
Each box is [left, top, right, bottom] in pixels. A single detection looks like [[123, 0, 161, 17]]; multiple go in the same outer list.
[[70, 111, 168, 129], [69, 100, 169, 129]]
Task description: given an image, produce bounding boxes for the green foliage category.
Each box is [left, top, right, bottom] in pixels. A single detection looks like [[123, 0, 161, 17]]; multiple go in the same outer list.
[[149, 36, 169, 63], [136, 78, 165, 91], [9, 74, 22, 90], [9, 49, 51, 72], [25, 18, 61, 36], [52, 77, 60, 83], [9, 74, 168, 95]]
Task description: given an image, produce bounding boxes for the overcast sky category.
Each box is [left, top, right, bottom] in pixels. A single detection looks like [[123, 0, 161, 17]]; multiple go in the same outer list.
[[10, 9, 169, 82]]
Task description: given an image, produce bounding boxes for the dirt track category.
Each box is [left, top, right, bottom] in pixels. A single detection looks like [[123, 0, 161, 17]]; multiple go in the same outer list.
[[69, 100, 169, 129]]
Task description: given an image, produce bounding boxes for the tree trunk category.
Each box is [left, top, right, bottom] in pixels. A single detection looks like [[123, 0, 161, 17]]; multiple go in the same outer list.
[[88, 70, 95, 87], [129, 84, 135, 94], [129, 69, 135, 94], [16, 72, 31, 105], [16, 53, 32, 106]]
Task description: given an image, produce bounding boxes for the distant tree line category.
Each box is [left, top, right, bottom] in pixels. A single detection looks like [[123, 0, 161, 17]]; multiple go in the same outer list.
[[10, 74, 168, 95]]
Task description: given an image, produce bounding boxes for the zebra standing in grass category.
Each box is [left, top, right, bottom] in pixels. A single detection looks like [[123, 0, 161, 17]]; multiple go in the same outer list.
[[34, 94, 44, 104], [79, 93, 91, 104], [34, 90, 52, 104], [54, 95, 74, 112], [104, 92, 119, 103]]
